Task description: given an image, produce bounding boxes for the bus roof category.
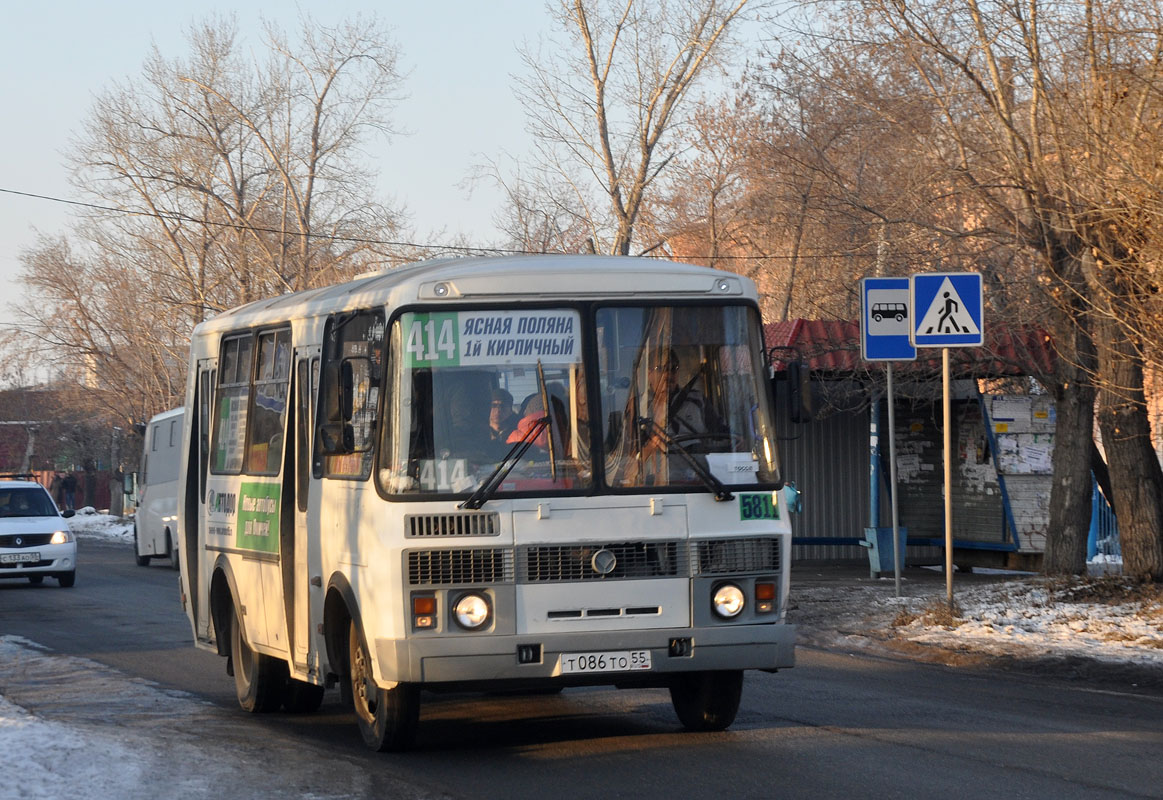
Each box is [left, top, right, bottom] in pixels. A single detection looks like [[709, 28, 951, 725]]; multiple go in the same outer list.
[[147, 407, 185, 425], [192, 255, 756, 336]]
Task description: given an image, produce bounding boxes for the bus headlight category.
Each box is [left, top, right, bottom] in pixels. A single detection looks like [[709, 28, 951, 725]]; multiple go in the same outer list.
[[452, 593, 491, 630], [712, 583, 745, 618]]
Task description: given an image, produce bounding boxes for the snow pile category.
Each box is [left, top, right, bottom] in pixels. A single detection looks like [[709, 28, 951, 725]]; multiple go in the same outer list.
[[67, 509, 133, 541]]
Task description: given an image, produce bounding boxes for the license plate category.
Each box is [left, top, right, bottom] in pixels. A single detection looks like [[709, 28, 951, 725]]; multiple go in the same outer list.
[[559, 650, 652, 674], [0, 552, 40, 564]]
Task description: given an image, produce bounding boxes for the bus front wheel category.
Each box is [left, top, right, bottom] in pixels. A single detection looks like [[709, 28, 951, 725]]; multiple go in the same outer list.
[[230, 606, 284, 713], [133, 524, 150, 567], [348, 620, 419, 751], [669, 670, 743, 732]]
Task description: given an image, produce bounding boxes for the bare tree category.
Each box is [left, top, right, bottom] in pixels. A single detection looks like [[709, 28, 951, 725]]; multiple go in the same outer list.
[[16, 13, 407, 427], [509, 0, 751, 256], [765, 0, 1163, 577]]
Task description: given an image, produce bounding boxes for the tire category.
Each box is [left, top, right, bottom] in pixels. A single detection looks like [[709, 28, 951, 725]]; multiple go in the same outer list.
[[133, 524, 150, 567], [230, 605, 284, 713], [669, 670, 743, 732], [283, 678, 326, 713], [348, 619, 419, 751], [27, 575, 44, 585], [165, 531, 180, 571], [57, 572, 76, 588]]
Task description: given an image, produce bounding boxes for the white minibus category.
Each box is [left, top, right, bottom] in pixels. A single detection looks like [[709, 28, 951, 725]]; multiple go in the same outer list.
[[135, 407, 183, 568], [176, 255, 795, 750]]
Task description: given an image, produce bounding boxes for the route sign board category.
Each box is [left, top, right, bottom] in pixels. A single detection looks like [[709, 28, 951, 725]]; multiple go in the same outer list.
[[910, 272, 984, 348], [860, 277, 916, 361]]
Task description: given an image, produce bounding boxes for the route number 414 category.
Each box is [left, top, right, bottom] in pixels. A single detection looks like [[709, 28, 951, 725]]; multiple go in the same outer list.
[[406, 315, 457, 364]]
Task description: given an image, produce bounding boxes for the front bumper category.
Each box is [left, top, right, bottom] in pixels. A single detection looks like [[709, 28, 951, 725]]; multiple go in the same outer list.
[[375, 622, 796, 686], [0, 543, 76, 578]]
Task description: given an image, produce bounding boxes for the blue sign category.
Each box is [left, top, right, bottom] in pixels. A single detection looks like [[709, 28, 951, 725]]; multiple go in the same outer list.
[[910, 272, 984, 348], [860, 277, 916, 362]]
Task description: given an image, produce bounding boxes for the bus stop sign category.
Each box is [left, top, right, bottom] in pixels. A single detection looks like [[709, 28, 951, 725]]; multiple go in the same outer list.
[[910, 272, 984, 348], [860, 277, 916, 362]]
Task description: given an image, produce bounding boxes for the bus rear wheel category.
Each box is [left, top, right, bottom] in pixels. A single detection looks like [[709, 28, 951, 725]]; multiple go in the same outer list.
[[230, 606, 284, 713], [669, 670, 743, 732], [348, 619, 418, 751]]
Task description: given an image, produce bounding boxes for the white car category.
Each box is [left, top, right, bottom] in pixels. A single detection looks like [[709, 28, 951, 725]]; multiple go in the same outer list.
[[0, 477, 77, 587]]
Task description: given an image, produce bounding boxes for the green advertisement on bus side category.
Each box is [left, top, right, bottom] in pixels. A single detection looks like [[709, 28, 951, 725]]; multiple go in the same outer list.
[[236, 482, 280, 553]]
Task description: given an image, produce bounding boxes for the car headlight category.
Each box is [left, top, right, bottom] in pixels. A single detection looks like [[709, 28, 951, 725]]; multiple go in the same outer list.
[[452, 592, 491, 630], [712, 583, 745, 618], [50, 530, 73, 545]]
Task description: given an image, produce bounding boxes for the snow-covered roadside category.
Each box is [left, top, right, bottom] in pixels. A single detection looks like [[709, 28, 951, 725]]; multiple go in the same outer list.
[[790, 564, 1163, 681], [0, 684, 149, 800]]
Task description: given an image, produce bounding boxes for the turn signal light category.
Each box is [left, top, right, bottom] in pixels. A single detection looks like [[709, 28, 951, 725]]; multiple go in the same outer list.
[[412, 594, 436, 629], [755, 582, 775, 613]]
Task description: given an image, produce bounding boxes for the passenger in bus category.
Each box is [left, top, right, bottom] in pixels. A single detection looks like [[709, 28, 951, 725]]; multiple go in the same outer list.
[[507, 388, 569, 452], [489, 389, 518, 443], [448, 383, 505, 462]]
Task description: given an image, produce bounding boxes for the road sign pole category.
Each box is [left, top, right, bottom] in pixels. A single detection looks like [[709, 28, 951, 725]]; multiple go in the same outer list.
[[943, 347, 954, 611], [887, 362, 902, 596]]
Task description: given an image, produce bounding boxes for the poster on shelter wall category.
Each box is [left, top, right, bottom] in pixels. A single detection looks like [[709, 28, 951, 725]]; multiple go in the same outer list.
[[994, 432, 1054, 475]]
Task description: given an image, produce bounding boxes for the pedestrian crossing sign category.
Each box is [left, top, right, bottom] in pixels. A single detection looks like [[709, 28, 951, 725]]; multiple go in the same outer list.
[[910, 272, 984, 347]]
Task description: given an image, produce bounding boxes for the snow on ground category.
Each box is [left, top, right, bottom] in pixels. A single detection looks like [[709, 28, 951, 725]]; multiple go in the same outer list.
[[1, 511, 1160, 797], [67, 507, 134, 542]]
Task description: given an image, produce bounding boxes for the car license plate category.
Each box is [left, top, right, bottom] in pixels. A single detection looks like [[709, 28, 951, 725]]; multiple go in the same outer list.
[[0, 552, 40, 564], [559, 650, 652, 674]]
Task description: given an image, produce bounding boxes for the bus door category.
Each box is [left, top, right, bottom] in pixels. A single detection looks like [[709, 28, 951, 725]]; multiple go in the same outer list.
[[287, 348, 321, 672], [187, 358, 216, 641]]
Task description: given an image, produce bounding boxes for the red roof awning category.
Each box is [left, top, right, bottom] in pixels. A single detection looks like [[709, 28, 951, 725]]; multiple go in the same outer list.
[[765, 319, 1055, 379]]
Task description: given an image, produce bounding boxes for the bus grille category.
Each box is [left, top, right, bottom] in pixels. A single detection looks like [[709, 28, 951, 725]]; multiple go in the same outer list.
[[407, 548, 513, 585], [405, 511, 500, 538], [518, 541, 683, 582], [692, 537, 781, 575]]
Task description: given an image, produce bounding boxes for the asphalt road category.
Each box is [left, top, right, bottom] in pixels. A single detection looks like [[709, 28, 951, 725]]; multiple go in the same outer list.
[[2, 536, 1162, 799]]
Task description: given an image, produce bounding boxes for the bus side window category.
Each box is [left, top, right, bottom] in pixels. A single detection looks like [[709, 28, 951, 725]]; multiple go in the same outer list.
[[314, 310, 385, 480]]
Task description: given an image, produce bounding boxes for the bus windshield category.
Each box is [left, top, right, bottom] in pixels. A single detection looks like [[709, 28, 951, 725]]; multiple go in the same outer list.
[[378, 303, 779, 498], [380, 308, 590, 495], [597, 304, 780, 490]]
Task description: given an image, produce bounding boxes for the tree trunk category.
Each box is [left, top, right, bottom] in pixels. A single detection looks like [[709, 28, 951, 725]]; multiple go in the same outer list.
[[1042, 284, 1096, 576], [1043, 374, 1095, 575], [1095, 317, 1163, 581]]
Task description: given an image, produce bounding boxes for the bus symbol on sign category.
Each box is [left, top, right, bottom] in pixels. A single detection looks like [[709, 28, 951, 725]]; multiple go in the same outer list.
[[871, 303, 907, 323]]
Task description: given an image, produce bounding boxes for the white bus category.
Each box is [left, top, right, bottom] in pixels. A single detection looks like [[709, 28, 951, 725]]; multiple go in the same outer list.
[[176, 255, 795, 751], [135, 407, 184, 568]]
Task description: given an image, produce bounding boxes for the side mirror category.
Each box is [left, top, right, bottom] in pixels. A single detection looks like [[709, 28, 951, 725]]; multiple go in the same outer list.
[[318, 422, 356, 455], [322, 356, 365, 424], [340, 358, 357, 422], [787, 361, 812, 424], [782, 481, 803, 514]]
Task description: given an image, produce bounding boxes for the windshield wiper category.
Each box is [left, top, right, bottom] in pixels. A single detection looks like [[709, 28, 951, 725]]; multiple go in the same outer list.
[[637, 417, 734, 502], [459, 416, 550, 510]]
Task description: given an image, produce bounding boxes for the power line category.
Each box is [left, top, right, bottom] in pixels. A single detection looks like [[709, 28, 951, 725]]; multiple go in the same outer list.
[[0, 187, 514, 255], [1, 185, 983, 263]]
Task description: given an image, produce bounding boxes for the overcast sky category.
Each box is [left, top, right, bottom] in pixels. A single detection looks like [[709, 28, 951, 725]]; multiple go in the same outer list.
[[0, 0, 548, 332]]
